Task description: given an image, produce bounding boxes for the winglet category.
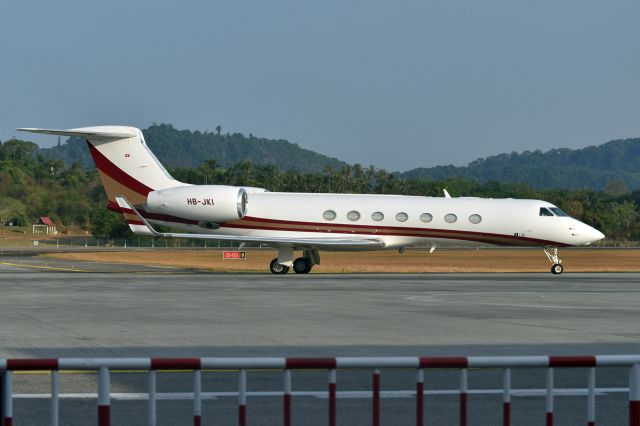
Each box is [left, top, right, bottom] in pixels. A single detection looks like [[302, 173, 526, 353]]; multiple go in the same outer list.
[[115, 195, 159, 236], [443, 189, 452, 198]]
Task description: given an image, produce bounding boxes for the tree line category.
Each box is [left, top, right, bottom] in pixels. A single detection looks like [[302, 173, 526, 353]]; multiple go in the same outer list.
[[1, 138, 638, 241]]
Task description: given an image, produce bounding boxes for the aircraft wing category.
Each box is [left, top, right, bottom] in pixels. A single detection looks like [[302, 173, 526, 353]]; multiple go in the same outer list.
[[115, 196, 386, 249]]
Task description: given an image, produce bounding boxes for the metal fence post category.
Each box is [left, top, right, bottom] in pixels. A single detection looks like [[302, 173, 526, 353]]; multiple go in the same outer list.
[[51, 370, 59, 426], [3, 371, 11, 426], [546, 368, 554, 426], [372, 369, 380, 426], [416, 369, 424, 426], [238, 369, 247, 426], [503, 368, 511, 426], [587, 367, 596, 426], [459, 369, 468, 426], [284, 370, 292, 426], [629, 364, 639, 426], [329, 369, 337, 426], [148, 370, 157, 426], [193, 369, 202, 426], [98, 366, 110, 426], [0, 371, 3, 424]]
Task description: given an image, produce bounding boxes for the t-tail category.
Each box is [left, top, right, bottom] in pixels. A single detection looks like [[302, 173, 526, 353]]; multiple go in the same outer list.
[[17, 126, 187, 230]]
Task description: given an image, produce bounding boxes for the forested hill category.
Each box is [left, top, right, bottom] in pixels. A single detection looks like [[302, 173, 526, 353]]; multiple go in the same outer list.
[[39, 125, 640, 191], [400, 138, 640, 191], [38, 123, 347, 173]]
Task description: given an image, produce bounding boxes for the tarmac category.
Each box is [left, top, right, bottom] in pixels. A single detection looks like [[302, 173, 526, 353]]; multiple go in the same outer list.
[[0, 253, 639, 424]]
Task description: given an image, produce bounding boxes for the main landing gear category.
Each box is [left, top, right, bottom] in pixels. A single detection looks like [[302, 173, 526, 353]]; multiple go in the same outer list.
[[293, 257, 313, 274], [544, 247, 564, 275], [269, 258, 289, 274], [270, 248, 320, 274]]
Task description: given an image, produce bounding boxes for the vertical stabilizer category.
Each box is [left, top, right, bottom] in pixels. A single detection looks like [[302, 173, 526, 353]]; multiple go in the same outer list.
[[18, 126, 186, 209]]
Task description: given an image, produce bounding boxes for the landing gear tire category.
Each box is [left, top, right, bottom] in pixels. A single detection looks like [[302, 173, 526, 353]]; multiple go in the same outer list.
[[544, 247, 564, 275], [293, 257, 313, 274], [270, 258, 289, 274]]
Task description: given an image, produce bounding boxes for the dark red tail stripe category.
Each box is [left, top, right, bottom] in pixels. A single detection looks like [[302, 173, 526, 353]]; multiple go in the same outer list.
[[419, 357, 469, 368], [87, 141, 154, 196], [549, 356, 596, 367], [7, 358, 59, 370]]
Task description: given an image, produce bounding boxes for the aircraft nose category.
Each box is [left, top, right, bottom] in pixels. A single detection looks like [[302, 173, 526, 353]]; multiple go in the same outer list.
[[582, 224, 605, 244]]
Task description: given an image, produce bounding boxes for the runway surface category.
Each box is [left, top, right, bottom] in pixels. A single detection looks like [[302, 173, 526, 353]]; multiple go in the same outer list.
[[0, 254, 639, 424]]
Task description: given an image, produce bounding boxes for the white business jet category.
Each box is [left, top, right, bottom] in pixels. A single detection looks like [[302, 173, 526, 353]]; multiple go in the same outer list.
[[19, 126, 604, 274]]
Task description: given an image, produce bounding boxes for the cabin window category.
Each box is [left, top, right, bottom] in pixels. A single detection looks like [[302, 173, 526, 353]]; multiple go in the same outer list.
[[539, 207, 554, 217], [420, 213, 433, 223], [395, 212, 408, 222], [469, 214, 482, 224], [323, 210, 337, 221], [371, 211, 384, 221], [444, 213, 457, 223], [550, 207, 569, 217], [347, 210, 361, 221]]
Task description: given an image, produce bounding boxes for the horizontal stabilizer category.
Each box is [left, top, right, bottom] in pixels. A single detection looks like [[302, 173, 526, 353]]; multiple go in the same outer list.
[[115, 196, 386, 249], [17, 127, 136, 139]]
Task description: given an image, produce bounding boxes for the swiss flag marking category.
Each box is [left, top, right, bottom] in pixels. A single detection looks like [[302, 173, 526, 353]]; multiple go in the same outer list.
[[125, 153, 130, 158]]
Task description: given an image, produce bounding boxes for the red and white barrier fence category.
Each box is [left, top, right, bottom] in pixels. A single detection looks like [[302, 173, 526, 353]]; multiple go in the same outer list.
[[0, 355, 639, 425]]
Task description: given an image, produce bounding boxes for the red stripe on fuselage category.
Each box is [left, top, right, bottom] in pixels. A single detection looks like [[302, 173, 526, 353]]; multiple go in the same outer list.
[[107, 202, 568, 247], [225, 216, 568, 247], [87, 141, 154, 196]]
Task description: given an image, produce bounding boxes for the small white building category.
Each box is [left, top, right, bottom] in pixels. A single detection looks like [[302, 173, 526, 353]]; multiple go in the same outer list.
[[32, 217, 57, 235]]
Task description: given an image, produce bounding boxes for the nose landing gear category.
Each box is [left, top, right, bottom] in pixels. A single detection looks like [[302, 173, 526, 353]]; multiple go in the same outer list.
[[544, 247, 564, 275]]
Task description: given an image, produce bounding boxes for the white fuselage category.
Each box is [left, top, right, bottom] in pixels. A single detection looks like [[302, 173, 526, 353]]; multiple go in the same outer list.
[[145, 192, 604, 249]]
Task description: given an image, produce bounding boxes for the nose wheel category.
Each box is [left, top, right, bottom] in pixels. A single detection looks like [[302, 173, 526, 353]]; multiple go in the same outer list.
[[544, 247, 564, 275]]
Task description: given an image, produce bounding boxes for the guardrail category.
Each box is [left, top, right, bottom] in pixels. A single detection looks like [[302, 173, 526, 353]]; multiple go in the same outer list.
[[1, 355, 639, 425]]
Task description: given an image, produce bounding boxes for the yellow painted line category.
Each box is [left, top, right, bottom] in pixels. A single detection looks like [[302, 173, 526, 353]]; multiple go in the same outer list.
[[0, 261, 91, 273], [0, 261, 190, 275]]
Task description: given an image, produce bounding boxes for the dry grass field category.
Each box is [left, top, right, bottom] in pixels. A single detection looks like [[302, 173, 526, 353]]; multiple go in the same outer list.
[[46, 248, 640, 273]]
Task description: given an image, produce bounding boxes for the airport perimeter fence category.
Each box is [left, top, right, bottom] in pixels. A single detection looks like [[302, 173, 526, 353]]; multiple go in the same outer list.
[[0, 355, 639, 425]]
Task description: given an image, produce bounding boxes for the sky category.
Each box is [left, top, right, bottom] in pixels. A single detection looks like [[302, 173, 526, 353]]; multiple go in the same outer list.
[[1, 0, 639, 171]]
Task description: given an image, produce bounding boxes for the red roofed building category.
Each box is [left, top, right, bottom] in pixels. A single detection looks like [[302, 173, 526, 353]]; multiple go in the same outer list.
[[32, 217, 57, 235]]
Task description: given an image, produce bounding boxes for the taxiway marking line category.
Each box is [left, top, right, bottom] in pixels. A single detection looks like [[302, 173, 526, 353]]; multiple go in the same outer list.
[[0, 261, 90, 272]]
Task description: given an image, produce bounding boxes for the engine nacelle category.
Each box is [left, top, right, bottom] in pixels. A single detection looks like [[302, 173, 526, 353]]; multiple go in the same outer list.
[[146, 185, 248, 223]]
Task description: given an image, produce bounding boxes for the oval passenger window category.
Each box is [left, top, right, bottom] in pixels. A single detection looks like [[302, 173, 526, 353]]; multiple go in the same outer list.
[[396, 212, 408, 222], [347, 210, 361, 221], [469, 214, 482, 224], [420, 213, 433, 223], [371, 211, 384, 221], [323, 210, 336, 221]]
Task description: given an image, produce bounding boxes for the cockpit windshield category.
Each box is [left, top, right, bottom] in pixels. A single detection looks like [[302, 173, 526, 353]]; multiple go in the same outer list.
[[550, 207, 569, 217], [539, 207, 554, 216], [539, 207, 570, 217]]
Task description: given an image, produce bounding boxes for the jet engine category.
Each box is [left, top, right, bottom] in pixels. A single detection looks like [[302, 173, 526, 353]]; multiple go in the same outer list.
[[146, 185, 248, 223]]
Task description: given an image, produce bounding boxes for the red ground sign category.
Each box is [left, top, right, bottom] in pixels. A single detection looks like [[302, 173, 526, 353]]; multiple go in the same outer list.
[[223, 251, 246, 260]]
